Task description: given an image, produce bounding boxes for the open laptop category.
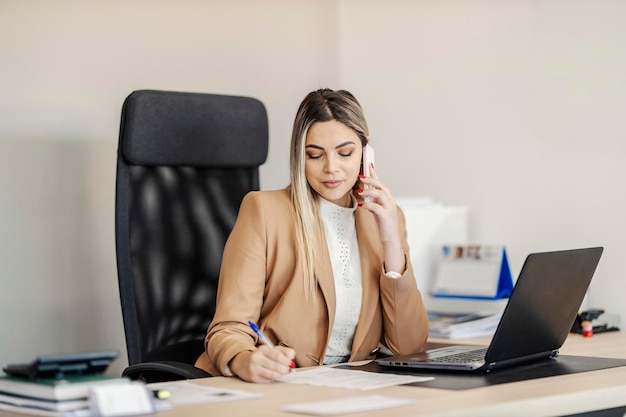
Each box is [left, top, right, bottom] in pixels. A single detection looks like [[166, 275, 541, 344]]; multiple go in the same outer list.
[[375, 247, 604, 373]]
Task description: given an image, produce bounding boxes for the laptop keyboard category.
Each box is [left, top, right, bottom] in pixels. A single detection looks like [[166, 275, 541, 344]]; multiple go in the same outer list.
[[428, 348, 488, 364]]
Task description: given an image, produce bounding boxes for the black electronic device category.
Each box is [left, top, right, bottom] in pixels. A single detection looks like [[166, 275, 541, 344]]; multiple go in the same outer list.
[[571, 309, 620, 335], [2, 350, 119, 380]]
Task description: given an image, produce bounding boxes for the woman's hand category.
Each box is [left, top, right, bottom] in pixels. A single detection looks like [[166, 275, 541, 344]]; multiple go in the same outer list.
[[357, 164, 406, 273], [229, 345, 296, 383]]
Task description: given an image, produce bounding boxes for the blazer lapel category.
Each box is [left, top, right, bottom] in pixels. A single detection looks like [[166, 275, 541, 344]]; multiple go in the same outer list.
[[315, 225, 336, 338], [351, 208, 382, 355]]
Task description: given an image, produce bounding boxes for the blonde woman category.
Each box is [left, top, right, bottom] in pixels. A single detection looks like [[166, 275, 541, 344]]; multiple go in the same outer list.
[[195, 88, 428, 383]]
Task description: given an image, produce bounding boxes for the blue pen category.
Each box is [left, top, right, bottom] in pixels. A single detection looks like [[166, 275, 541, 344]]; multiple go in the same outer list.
[[248, 321, 296, 371]]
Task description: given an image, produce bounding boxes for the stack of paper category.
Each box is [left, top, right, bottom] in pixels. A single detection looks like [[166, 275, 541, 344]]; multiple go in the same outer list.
[[428, 311, 502, 339], [0, 375, 130, 416]]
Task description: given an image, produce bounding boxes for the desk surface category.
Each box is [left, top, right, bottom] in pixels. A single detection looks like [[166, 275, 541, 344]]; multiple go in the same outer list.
[[1, 333, 624, 417], [160, 331, 626, 417]]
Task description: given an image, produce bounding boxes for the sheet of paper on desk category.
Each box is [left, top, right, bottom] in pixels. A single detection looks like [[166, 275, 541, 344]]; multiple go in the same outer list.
[[147, 380, 261, 407], [278, 367, 433, 390], [282, 395, 414, 416]]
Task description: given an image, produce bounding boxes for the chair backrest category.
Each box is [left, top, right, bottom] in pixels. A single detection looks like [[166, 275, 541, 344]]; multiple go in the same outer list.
[[115, 90, 268, 366]]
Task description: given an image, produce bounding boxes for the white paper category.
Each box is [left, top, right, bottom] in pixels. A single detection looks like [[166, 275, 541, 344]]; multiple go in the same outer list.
[[89, 383, 154, 417], [146, 380, 261, 407], [428, 311, 502, 339], [0, 392, 88, 412], [282, 395, 413, 416], [277, 366, 432, 390]]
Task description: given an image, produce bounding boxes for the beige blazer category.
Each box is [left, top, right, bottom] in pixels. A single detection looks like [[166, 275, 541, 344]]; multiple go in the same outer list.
[[195, 188, 428, 376]]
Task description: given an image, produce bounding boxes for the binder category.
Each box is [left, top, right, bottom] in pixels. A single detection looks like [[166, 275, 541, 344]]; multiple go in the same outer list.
[[431, 244, 513, 300]]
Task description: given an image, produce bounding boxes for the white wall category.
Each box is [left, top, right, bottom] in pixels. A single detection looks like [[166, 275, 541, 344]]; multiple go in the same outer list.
[[337, 0, 626, 319], [0, 0, 338, 376], [1, 0, 625, 377]]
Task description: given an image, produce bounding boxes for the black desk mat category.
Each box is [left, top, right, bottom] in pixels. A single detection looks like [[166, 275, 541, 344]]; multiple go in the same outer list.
[[561, 405, 626, 417], [338, 355, 626, 390]]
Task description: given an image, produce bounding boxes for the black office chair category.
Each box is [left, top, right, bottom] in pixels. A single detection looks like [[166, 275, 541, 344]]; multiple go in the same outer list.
[[115, 90, 268, 382]]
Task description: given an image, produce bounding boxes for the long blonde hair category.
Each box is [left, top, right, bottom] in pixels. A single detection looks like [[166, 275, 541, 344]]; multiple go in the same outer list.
[[289, 88, 369, 300]]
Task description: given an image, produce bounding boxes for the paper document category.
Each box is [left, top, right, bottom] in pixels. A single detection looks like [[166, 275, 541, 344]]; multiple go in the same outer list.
[[278, 366, 432, 390], [428, 311, 503, 339], [147, 380, 261, 407], [282, 395, 413, 416], [0, 402, 93, 417]]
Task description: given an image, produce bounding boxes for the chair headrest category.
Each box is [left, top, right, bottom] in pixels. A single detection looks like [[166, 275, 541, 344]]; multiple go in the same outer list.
[[119, 90, 269, 168]]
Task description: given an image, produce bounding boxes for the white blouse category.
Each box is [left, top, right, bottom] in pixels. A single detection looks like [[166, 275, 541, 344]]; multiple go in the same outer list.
[[319, 196, 363, 365]]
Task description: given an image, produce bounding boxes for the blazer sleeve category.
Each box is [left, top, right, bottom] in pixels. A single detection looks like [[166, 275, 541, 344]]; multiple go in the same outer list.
[[202, 192, 269, 375], [378, 206, 429, 354]]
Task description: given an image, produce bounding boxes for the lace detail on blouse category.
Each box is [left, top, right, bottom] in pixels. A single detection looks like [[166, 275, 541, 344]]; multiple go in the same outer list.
[[319, 196, 362, 365]]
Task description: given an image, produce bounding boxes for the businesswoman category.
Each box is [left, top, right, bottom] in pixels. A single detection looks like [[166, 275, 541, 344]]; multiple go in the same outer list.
[[195, 88, 428, 382]]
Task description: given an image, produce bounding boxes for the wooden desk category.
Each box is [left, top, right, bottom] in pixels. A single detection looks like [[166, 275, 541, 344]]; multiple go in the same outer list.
[[157, 331, 626, 417], [1, 333, 623, 417]]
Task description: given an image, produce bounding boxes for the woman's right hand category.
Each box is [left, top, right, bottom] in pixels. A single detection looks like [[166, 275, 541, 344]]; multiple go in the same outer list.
[[229, 345, 296, 383]]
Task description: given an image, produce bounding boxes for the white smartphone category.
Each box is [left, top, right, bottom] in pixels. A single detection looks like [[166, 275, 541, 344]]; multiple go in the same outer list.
[[362, 144, 375, 203]]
